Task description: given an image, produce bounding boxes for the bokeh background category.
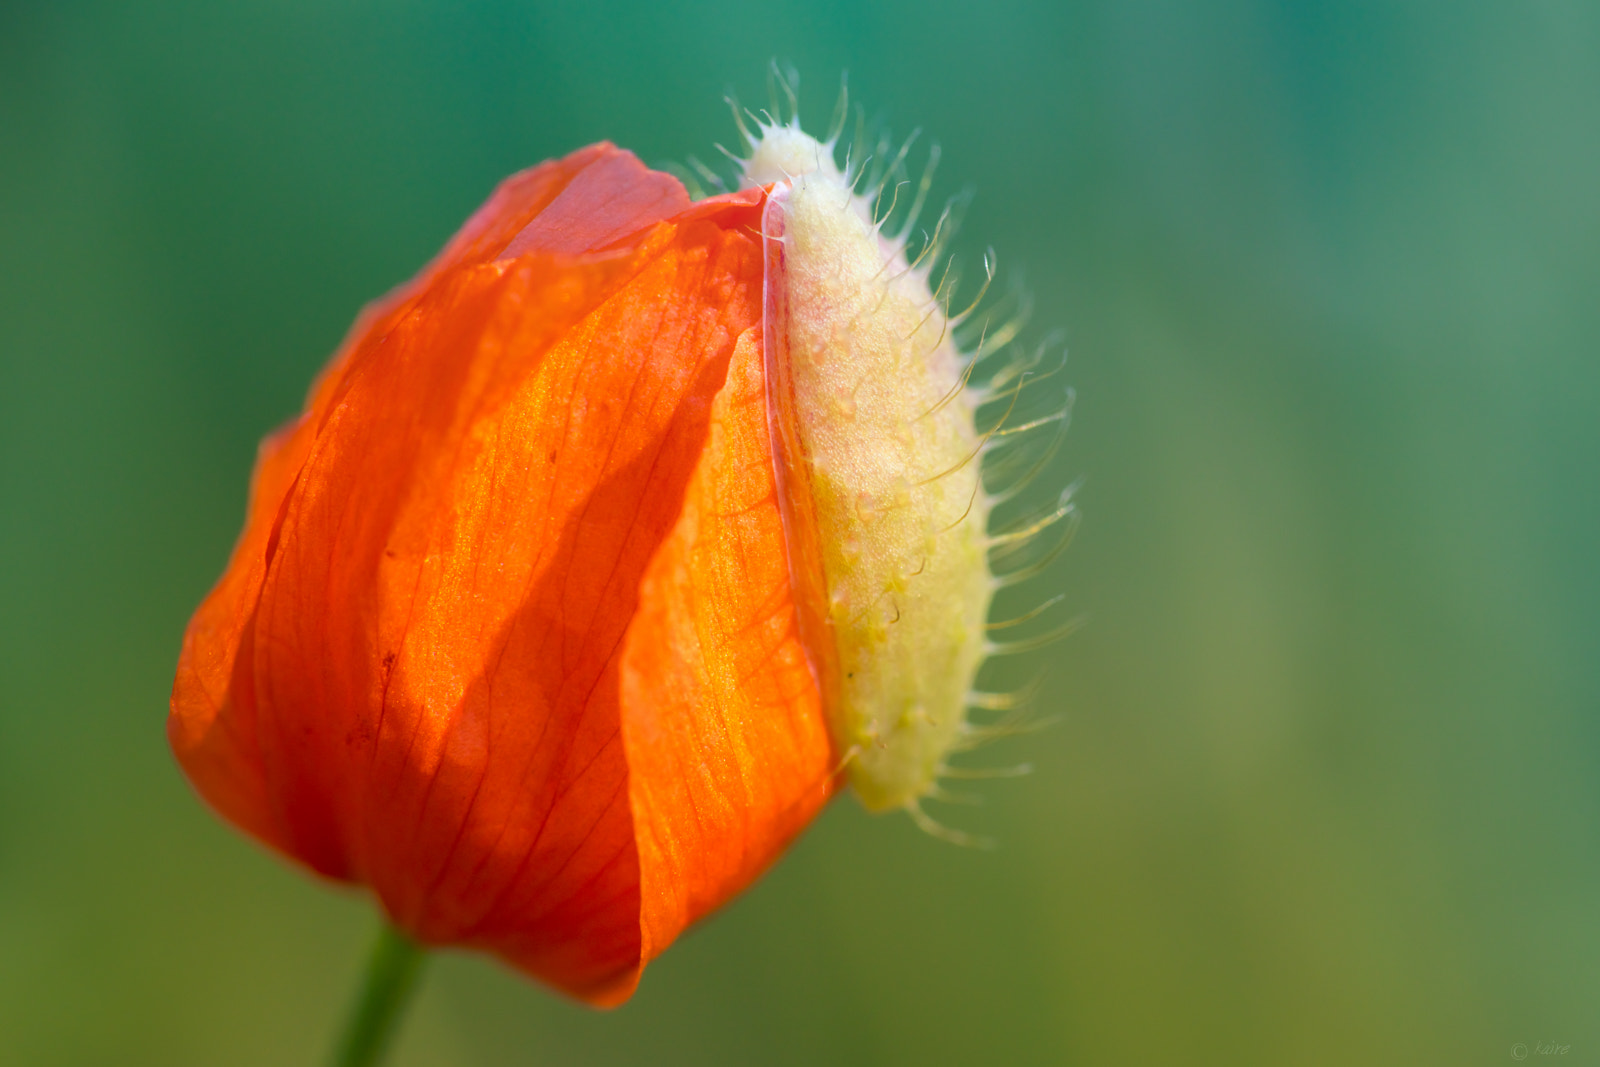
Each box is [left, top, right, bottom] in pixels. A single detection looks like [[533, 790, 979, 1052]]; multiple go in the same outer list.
[[3, 2, 1598, 1064]]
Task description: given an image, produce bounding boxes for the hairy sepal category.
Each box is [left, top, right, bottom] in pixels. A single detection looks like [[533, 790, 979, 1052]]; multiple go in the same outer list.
[[756, 130, 992, 813]]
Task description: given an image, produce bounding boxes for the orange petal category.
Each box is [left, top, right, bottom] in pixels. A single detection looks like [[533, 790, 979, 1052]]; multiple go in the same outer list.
[[621, 321, 839, 984], [167, 143, 826, 1004], [248, 220, 765, 1002]]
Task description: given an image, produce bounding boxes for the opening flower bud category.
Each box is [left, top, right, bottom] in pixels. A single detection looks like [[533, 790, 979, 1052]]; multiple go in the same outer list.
[[170, 95, 1041, 1003]]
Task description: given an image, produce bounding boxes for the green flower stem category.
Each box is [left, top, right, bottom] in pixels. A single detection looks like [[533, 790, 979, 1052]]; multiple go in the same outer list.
[[328, 920, 428, 1067]]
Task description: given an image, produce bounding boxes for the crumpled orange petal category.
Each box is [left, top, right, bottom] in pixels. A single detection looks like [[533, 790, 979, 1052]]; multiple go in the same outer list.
[[169, 144, 837, 1003], [622, 323, 835, 972]]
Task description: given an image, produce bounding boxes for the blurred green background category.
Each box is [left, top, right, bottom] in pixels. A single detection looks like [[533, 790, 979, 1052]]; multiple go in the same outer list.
[[3, 2, 1597, 1064]]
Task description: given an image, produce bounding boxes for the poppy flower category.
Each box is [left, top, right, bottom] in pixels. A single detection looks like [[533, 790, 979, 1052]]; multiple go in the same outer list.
[[170, 111, 1046, 1006]]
